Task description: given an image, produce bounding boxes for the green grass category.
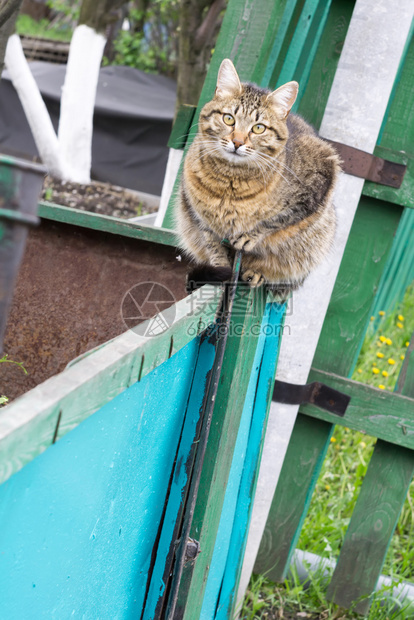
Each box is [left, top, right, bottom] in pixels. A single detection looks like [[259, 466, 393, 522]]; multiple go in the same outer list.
[[15, 14, 73, 42], [243, 284, 414, 619], [352, 284, 414, 393], [242, 570, 414, 619]]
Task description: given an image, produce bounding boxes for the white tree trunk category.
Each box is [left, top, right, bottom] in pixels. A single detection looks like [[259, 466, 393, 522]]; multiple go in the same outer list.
[[5, 34, 65, 179], [58, 24, 106, 184], [4, 25, 106, 184]]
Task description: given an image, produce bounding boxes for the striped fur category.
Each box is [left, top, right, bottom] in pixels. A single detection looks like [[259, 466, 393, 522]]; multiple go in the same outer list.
[[175, 59, 341, 299]]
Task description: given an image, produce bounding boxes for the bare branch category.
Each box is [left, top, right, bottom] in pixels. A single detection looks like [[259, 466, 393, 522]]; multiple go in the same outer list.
[[0, 0, 22, 29], [194, 0, 226, 52]]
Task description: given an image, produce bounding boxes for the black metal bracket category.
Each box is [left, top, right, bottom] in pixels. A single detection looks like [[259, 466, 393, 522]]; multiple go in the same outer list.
[[273, 379, 350, 417]]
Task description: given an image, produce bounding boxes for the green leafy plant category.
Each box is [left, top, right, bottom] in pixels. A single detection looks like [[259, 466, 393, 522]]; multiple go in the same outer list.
[[0, 354, 27, 407], [16, 14, 73, 42], [44, 187, 54, 202], [110, 2, 180, 77], [15, 0, 80, 41]]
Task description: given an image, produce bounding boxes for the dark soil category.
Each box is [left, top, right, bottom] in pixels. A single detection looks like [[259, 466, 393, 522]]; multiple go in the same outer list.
[[41, 176, 157, 219]]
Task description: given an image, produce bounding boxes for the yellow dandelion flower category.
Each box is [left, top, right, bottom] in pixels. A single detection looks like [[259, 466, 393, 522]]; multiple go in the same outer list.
[[401, 355, 405, 361], [378, 384, 386, 390], [370, 316, 375, 321], [379, 336, 387, 343], [385, 338, 392, 345], [330, 437, 337, 443], [406, 341, 410, 347], [372, 367, 380, 374], [398, 315, 404, 321], [357, 368, 363, 374], [373, 362, 377, 366], [379, 311, 385, 316], [388, 358, 396, 365], [382, 370, 388, 377], [360, 441, 366, 448], [397, 322, 404, 329], [376, 352, 384, 358], [325, 484, 331, 490]]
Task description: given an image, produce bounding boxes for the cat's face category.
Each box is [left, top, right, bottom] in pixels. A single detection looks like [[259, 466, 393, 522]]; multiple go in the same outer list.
[[198, 59, 298, 168]]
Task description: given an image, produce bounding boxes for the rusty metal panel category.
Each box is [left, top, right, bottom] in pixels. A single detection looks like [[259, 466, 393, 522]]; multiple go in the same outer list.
[[325, 139, 407, 188], [2, 218, 189, 401]]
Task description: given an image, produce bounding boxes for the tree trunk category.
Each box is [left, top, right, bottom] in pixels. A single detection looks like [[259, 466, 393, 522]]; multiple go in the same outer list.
[[58, 25, 106, 183], [78, 0, 126, 34], [176, 0, 226, 115], [5, 34, 65, 177], [131, 0, 151, 35], [0, 0, 23, 78]]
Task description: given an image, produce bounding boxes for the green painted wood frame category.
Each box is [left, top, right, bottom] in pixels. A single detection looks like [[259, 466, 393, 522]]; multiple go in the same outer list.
[[255, 4, 414, 614], [0, 285, 222, 484]]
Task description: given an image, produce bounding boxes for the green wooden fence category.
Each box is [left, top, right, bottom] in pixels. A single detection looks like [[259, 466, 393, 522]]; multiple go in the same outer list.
[[243, 1, 414, 615], [160, 0, 414, 615]]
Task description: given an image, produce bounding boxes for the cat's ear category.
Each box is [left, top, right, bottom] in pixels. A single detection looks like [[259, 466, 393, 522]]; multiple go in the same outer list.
[[266, 81, 299, 118], [215, 59, 242, 98]]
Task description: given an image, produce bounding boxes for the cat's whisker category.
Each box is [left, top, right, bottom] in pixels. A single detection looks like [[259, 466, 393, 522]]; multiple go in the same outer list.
[[253, 157, 269, 189], [253, 153, 291, 185], [199, 144, 229, 160], [257, 151, 302, 183], [255, 153, 294, 185]]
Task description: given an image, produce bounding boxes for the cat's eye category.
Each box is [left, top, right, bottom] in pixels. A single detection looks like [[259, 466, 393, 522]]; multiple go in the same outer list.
[[223, 113, 235, 126], [252, 123, 266, 134]]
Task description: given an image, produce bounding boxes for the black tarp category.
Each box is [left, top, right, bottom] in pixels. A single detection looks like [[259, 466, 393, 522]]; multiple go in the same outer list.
[[0, 62, 176, 195]]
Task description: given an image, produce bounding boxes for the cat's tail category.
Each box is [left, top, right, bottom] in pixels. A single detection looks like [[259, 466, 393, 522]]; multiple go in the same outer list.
[[186, 264, 233, 293]]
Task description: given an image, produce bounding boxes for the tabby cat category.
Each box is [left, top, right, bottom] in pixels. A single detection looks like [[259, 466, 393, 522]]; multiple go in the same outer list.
[[176, 59, 340, 298]]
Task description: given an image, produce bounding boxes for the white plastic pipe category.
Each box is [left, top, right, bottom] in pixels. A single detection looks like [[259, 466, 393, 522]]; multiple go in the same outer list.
[[291, 550, 414, 612]]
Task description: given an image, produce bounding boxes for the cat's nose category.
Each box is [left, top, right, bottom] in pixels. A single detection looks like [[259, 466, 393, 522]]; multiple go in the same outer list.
[[232, 138, 244, 150]]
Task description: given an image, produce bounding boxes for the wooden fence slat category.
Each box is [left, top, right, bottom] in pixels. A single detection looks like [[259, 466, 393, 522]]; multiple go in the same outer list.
[[327, 440, 414, 614], [252, 196, 402, 580], [301, 369, 414, 450], [313, 197, 402, 376], [259, 0, 300, 88], [327, 336, 414, 613], [296, 0, 354, 129], [254, 413, 333, 581], [168, 286, 268, 619], [38, 202, 178, 247], [362, 28, 414, 208], [215, 303, 286, 618], [276, 0, 331, 92]]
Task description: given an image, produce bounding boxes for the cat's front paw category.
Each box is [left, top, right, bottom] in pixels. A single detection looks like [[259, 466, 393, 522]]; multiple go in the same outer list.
[[241, 269, 265, 287], [228, 233, 260, 252]]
